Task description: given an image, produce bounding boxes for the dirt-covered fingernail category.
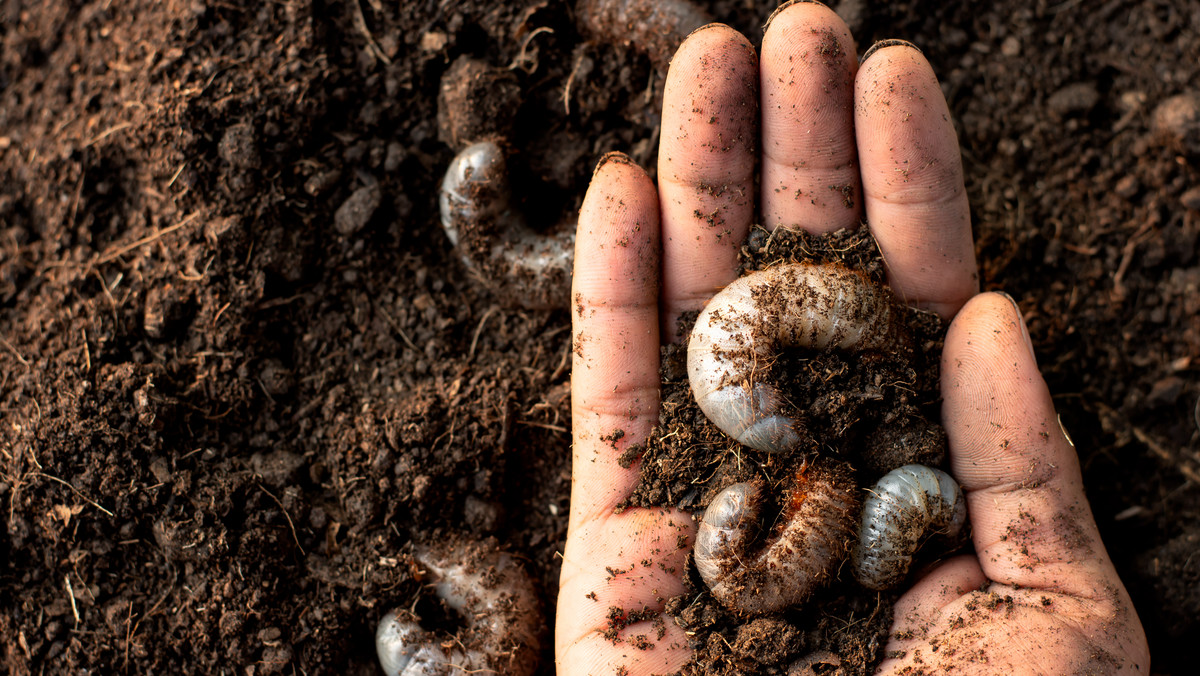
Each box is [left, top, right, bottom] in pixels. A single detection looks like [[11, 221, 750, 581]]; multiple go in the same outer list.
[[861, 38, 922, 65], [593, 151, 637, 177], [996, 291, 1036, 366], [764, 0, 830, 33]]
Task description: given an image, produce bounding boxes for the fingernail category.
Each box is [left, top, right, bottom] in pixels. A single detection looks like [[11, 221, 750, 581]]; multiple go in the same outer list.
[[764, 0, 829, 33], [997, 291, 1037, 366], [861, 38, 922, 65], [593, 151, 635, 178], [1057, 414, 1076, 448]]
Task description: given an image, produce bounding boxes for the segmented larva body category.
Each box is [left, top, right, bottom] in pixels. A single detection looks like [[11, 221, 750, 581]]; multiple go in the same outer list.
[[375, 541, 542, 676], [694, 459, 860, 615], [575, 0, 713, 69], [788, 651, 842, 676], [439, 141, 574, 309], [852, 464, 968, 590], [687, 262, 902, 453]]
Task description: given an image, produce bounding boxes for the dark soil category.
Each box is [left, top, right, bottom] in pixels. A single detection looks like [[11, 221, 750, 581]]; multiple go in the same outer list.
[[0, 1, 1197, 674]]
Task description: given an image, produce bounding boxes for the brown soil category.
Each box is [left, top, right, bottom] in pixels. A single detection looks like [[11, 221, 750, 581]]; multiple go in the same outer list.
[[0, 1, 1196, 674]]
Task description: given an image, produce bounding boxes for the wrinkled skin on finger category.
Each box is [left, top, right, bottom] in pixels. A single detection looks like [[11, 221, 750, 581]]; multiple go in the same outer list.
[[555, 2, 1148, 674]]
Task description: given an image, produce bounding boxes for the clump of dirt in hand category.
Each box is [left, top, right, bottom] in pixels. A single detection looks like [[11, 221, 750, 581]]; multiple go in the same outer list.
[[623, 225, 950, 675]]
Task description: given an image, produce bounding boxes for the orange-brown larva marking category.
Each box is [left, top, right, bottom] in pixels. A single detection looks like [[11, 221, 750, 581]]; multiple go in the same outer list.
[[694, 458, 860, 615]]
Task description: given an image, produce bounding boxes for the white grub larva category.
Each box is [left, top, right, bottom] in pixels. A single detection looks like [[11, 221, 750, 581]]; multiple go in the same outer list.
[[687, 262, 902, 453], [375, 541, 542, 676], [439, 141, 574, 309], [575, 0, 713, 69], [852, 464, 968, 591], [694, 459, 861, 615], [787, 650, 843, 676]]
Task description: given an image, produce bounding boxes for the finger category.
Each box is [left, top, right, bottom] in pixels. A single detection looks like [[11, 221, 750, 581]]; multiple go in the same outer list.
[[941, 292, 1123, 600], [760, 0, 861, 233], [570, 153, 662, 527], [658, 24, 758, 340], [855, 41, 978, 320]]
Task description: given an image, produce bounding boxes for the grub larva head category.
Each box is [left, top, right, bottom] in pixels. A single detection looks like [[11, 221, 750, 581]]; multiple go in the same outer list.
[[375, 610, 428, 676], [694, 482, 760, 589]]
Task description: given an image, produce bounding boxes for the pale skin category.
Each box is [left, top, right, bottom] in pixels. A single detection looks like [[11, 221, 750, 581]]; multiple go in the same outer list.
[[556, 2, 1149, 675]]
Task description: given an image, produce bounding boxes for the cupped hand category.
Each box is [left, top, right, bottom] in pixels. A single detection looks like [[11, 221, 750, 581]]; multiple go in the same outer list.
[[555, 3, 1149, 674]]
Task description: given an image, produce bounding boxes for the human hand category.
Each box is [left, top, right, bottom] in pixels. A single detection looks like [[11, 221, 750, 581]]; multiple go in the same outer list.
[[555, 2, 1149, 674]]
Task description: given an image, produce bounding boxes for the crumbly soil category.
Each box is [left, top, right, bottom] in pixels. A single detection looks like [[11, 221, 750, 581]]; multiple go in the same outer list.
[[0, 1, 1197, 674]]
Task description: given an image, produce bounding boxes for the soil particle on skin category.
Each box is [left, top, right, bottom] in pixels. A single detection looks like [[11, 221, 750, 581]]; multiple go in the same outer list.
[[1, 0, 1198, 674]]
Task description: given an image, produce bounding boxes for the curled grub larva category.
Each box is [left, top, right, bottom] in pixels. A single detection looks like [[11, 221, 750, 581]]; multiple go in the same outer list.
[[694, 459, 860, 615], [788, 650, 843, 676], [439, 141, 574, 309], [375, 541, 542, 676], [687, 262, 902, 453], [852, 464, 968, 590], [575, 0, 713, 69]]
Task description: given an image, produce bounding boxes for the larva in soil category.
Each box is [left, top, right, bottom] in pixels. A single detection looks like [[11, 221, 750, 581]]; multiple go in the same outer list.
[[439, 141, 574, 309], [575, 0, 712, 68], [787, 650, 842, 675], [694, 459, 860, 614], [376, 541, 542, 676], [852, 464, 968, 590], [687, 262, 902, 453]]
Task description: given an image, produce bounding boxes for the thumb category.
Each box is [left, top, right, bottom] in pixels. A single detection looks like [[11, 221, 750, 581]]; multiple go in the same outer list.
[[941, 292, 1119, 599], [879, 292, 1148, 673]]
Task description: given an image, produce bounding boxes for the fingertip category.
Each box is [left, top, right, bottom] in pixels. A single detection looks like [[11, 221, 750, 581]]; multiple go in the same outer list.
[[585, 152, 656, 221], [675, 21, 755, 59], [855, 42, 977, 320], [861, 38, 922, 65], [759, 0, 861, 233], [764, 0, 835, 33], [659, 22, 758, 339], [941, 292, 1055, 492], [661, 22, 758, 182], [666, 22, 757, 93], [592, 150, 642, 179], [577, 154, 660, 298]]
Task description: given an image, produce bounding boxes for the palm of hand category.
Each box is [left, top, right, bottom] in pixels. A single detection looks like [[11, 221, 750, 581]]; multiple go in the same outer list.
[[556, 4, 1148, 675]]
